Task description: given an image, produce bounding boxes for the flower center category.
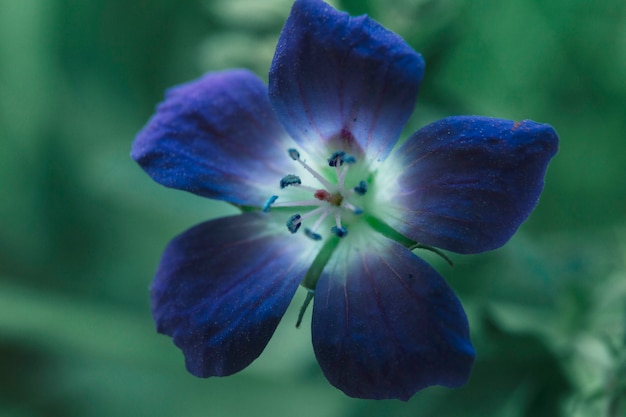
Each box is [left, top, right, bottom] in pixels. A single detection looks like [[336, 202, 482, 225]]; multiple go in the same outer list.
[[263, 148, 369, 241]]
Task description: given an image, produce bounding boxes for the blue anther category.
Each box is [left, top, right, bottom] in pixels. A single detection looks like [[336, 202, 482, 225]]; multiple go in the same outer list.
[[328, 151, 346, 167], [354, 180, 368, 195], [343, 155, 356, 164], [280, 174, 301, 189], [288, 148, 300, 160], [263, 195, 278, 212], [304, 228, 322, 241], [353, 207, 364, 215], [331, 226, 348, 238], [286, 214, 302, 233]]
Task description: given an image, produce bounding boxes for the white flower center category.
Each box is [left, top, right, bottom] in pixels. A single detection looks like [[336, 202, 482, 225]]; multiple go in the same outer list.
[[263, 148, 371, 241]]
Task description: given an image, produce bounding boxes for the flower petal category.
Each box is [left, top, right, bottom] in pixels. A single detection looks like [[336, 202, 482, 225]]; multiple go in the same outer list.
[[377, 116, 559, 254], [269, 0, 424, 162], [132, 69, 292, 206], [311, 234, 474, 400], [151, 212, 320, 377]]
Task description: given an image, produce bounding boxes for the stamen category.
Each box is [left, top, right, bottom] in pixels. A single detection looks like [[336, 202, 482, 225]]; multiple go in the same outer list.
[[288, 148, 300, 160], [299, 206, 326, 221], [331, 152, 355, 190], [328, 151, 346, 167], [273, 199, 324, 208], [280, 174, 302, 189], [286, 214, 302, 233], [293, 184, 319, 193], [263, 195, 278, 212], [310, 209, 331, 232], [353, 180, 368, 195], [332, 213, 348, 237], [335, 212, 342, 229], [331, 226, 348, 238], [337, 164, 349, 190], [280, 147, 365, 242], [289, 149, 334, 190], [304, 228, 322, 241], [341, 201, 363, 215], [285, 207, 327, 234]]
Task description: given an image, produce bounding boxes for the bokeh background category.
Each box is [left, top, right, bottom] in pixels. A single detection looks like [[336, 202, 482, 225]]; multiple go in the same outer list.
[[1, 0, 625, 416]]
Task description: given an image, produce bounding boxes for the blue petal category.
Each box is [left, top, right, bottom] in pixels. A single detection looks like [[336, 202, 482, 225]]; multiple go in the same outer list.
[[269, 0, 424, 162], [312, 235, 474, 400], [132, 69, 292, 206], [151, 212, 319, 377], [379, 116, 559, 254]]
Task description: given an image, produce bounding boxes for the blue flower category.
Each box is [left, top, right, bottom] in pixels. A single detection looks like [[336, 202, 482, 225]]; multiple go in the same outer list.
[[131, 0, 558, 401]]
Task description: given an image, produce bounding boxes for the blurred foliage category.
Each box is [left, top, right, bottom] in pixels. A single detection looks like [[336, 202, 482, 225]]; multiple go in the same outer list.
[[1, 0, 625, 416]]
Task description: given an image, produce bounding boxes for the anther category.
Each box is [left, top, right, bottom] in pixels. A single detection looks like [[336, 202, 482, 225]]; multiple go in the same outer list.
[[354, 180, 368, 195], [343, 155, 356, 164], [286, 214, 302, 233], [328, 151, 346, 167], [341, 200, 362, 215], [288, 148, 300, 160], [280, 174, 302, 189], [290, 150, 334, 190], [331, 226, 348, 238], [304, 228, 322, 241], [263, 195, 278, 212], [337, 157, 353, 190]]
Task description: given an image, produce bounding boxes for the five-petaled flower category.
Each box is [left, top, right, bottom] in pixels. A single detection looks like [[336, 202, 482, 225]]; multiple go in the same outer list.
[[131, 0, 558, 401]]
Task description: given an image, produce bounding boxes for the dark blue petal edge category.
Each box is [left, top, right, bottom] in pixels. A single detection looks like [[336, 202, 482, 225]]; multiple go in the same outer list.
[[151, 212, 317, 377], [382, 116, 559, 254], [312, 235, 474, 400], [132, 69, 291, 206]]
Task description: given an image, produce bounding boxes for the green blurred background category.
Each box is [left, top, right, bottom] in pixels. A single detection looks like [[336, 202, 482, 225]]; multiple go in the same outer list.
[[1, 0, 625, 416]]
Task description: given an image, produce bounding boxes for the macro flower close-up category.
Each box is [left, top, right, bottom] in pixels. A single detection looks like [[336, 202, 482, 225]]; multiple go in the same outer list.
[[131, 0, 558, 401]]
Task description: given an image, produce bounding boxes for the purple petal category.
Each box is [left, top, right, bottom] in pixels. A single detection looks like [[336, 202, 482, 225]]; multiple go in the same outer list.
[[312, 236, 474, 400], [151, 212, 319, 377], [380, 116, 559, 254], [132, 69, 292, 206], [269, 0, 424, 162]]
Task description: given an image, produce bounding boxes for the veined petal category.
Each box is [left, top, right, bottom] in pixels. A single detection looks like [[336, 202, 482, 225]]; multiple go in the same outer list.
[[377, 116, 559, 254], [312, 234, 474, 400], [269, 0, 424, 162], [132, 69, 292, 206], [151, 212, 320, 377]]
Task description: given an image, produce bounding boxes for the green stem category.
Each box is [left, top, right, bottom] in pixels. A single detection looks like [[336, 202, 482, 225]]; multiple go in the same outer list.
[[300, 235, 340, 290], [295, 290, 315, 329], [364, 214, 453, 267]]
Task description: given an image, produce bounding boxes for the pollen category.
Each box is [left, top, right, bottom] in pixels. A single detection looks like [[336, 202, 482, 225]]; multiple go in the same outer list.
[[353, 180, 368, 195], [286, 214, 302, 233], [331, 226, 348, 238], [288, 148, 300, 160], [263, 195, 278, 212], [280, 174, 302, 189]]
